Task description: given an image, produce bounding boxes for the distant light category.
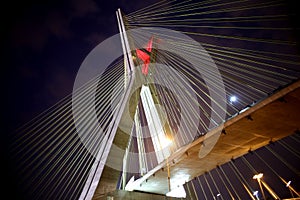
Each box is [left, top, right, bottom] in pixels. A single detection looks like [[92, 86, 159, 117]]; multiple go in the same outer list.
[[286, 181, 291, 187], [229, 95, 237, 103], [253, 191, 258, 196], [161, 136, 172, 149], [166, 185, 186, 198], [216, 193, 221, 197], [253, 173, 263, 179]]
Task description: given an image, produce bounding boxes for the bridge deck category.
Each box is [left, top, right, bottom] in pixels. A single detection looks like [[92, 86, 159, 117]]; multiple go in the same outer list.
[[134, 80, 300, 195], [93, 80, 300, 198]]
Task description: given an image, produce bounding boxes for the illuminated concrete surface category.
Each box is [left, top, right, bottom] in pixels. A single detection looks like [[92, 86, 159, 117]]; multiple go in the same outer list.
[[93, 80, 300, 198]]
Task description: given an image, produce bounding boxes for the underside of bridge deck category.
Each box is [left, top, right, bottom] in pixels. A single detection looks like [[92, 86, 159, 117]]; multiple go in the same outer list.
[[93, 80, 300, 198]]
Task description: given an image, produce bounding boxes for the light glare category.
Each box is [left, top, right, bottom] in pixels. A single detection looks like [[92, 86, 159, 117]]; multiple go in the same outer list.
[[253, 173, 263, 179], [166, 185, 186, 198], [286, 181, 291, 187], [230, 95, 237, 103]]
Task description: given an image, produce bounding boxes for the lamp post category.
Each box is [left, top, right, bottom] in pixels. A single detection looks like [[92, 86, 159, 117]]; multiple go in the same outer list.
[[260, 180, 279, 199], [253, 191, 259, 200], [286, 181, 294, 198], [161, 136, 172, 194], [279, 176, 300, 198], [253, 173, 266, 200], [167, 156, 171, 193], [285, 180, 300, 198]]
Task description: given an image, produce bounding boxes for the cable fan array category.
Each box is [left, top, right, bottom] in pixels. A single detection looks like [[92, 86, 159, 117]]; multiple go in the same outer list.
[[184, 133, 300, 199], [11, 59, 126, 199], [9, 0, 300, 199], [121, 0, 300, 182], [124, 0, 300, 117]]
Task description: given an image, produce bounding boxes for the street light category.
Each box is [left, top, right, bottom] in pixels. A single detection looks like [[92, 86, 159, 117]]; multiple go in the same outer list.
[[253, 173, 263, 180], [162, 136, 172, 193], [253, 191, 259, 200], [167, 156, 171, 193], [286, 181, 294, 198], [279, 176, 300, 198], [285, 180, 300, 198], [230, 95, 237, 103], [253, 173, 266, 200]]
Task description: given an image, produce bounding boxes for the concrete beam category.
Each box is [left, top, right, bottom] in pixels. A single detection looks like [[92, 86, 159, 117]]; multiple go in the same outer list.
[[134, 80, 300, 194]]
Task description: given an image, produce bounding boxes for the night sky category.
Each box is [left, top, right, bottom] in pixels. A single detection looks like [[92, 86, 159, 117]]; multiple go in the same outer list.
[[1, 0, 300, 199], [2, 0, 160, 198], [3, 0, 299, 132], [2, 0, 162, 132]]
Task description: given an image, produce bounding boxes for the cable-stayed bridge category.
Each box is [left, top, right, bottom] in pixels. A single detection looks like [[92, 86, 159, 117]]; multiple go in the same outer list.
[[9, 1, 300, 199]]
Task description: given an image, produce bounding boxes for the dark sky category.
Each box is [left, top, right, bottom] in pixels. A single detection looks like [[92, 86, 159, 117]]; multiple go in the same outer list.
[[2, 0, 160, 197], [2, 0, 161, 131], [2, 0, 299, 132]]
